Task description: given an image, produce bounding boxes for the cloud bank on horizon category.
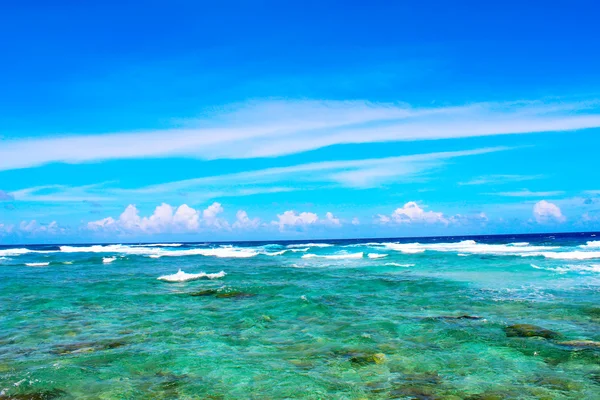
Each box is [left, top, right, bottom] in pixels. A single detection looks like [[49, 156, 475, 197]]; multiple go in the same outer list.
[[1, 1, 599, 243]]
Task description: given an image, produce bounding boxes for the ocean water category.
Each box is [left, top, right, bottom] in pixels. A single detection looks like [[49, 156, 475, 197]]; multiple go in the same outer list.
[[1, 233, 600, 399]]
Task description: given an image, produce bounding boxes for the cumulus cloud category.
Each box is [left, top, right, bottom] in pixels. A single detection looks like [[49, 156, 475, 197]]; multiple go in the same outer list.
[[232, 210, 260, 229], [533, 200, 566, 223], [324, 212, 341, 226], [202, 202, 228, 229], [351, 217, 360, 225], [88, 203, 202, 234], [378, 202, 488, 226], [272, 211, 319, 231], [271, 210, 341, 231], [380, 202, 448, 225]]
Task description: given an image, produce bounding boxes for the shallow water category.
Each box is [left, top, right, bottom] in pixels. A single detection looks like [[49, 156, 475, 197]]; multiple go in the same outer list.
[[1, 233, 600, 399]]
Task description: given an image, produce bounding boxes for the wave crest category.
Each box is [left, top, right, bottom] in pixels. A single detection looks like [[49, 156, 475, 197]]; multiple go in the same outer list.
[[157, 269, 227, 282]]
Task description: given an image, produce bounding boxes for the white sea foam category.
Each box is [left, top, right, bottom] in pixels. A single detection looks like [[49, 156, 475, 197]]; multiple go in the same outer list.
[[133, 243, 183, 247], [509, 242, 529, 246], [290, 248, 309, 252], [302, 252, 364, 260], [383, 240, 559, 256], [157, 269, 226, 282], [0, 248, 53, 257], [367, 253, 388, 259], [385, 262, 414, 267], [59, 244, 258, 258], [25, 262, 49, 267], [535, 251, 600, 260], [531, 263, 600, 273], [262, 250, 288, 256], [580, 241, 600, 248], [287, 243, 333, 248], [165, 248, 259, 258], [60, 244, 157, 255], [62, 261, 73, 265], [102, 257, 116, 264]]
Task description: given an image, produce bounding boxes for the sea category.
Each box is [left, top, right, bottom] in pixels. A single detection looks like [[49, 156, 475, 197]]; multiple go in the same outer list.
[[1, 232, 599, 399]]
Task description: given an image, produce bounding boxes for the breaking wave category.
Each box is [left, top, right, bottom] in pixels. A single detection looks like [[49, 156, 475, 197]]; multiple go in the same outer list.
[[531, 263, 600, 274], [103, 257, 117, 264], [157, 269, 227, 282], [25, 262, 50, 267], [287, 243, 333, 248], [302, 252, 364, 260], [133, 243, 183, 247], [580, 241, 600, 248], [367, 253, 388, 259]]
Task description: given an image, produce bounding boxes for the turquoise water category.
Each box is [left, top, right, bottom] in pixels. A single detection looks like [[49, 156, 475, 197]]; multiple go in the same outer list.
[[1, 234, 600, 399]]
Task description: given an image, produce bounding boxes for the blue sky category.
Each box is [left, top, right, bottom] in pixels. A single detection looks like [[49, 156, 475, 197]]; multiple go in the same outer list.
[[1, 1, 600, 243]]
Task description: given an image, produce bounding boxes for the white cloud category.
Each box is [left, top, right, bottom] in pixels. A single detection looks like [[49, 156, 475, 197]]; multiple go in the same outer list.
[[88, 203, 202, 234], [0, 223, 15, 235], [272, 211, 319, 231], [458, 174, 543, 186], [232, 210, 260, 229], [116, 147, 508, 198], [486, 189, 564, 197], [19, 220, 63, 235], [202, 202, 228, 229], [533, 200, 566, 223], [271, 210, 341, 230], [0, 190, 14, 201], [378, 202, 489, 226], [2, 99, 600, 171], [351, 217, 360, 225], [384, 202, 448, 225], [324, 212, 341, 226]]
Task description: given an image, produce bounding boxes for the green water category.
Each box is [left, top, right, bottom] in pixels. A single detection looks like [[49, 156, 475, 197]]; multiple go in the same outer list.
[[1, 237, 599, 399]]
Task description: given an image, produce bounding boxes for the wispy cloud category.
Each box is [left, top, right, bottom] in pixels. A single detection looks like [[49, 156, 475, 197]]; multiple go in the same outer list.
[[2, 99, 600, 171], [117, 147, 508, 197], [458, 174, 543, 186], [0, 190, 15, 201], [9, 183, 116, 202], [485, 189, 564, 197], [6, 147, 509, 204]]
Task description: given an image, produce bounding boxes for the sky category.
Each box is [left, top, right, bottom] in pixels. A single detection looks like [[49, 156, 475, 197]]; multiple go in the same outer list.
[[1, 1, 600, 244]]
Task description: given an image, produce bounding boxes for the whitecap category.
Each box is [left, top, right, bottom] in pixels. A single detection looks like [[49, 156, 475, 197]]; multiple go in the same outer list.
[[0, 248, 54, 257], [60, 244, 259, 258], [580, 241, 600, 248], [535, 251, 600, 260], [262, 250, 288, 256], [103, 257, 116, 264], [157, 269, 226, 282], [165, 248, 258, 258], [530, 263, 600, 274], [61, 244, 159, 256], [383, 240, 559, 256], [367, 253, 388, 259], [25, 262, 49, 267], [290, 248, 309, 252], [134, 243, 183, 247], [509, 242, 529, 246], [302, 252, 363, 260], [287, 243, 333, 248], [385, 262, 414, 267]]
